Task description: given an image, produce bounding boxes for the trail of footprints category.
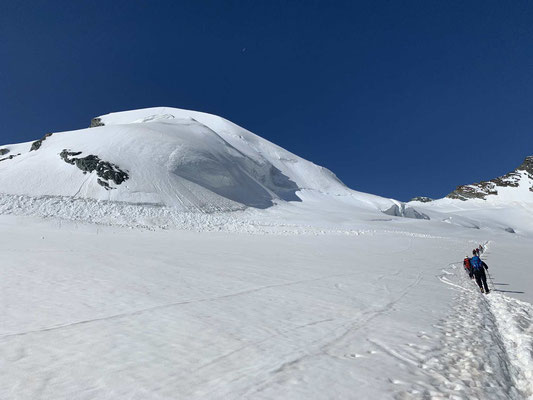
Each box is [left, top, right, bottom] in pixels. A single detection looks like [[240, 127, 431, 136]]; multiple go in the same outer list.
[[394, 262, 533, 399]]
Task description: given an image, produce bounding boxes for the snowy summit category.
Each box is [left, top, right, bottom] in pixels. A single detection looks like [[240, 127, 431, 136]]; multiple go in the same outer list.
[[0, 107, 355, 210]]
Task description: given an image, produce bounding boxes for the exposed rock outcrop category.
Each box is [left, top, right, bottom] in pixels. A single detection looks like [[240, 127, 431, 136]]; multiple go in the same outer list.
[[0, 148, 9, 156], [447, 156, 533, 200], [30, 133, 53, 152], [0, 153, 21, 162], [90, 117, 105, 128], [97, 179, 111, 189], [410, 196, 433, 203], [60, 149, 129, 190]]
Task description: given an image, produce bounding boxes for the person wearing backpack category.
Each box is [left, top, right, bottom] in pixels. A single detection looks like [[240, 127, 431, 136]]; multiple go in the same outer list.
[[463, 256, 473, 279], [470, 250, 489, 293]]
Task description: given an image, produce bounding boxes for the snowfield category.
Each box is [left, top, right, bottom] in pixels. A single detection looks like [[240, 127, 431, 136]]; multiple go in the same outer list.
[[0, 214, 532, 400], [1, 107, 532, 399]]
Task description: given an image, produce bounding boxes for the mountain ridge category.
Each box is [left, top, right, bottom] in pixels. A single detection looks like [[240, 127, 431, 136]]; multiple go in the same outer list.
[[446, 156, 533, 202], [1, 106, 531, 234]]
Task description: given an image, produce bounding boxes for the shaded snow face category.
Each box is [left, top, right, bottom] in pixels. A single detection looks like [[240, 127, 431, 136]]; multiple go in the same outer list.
[[97, 107, 352, 196], [167, 144, 300, 209], [382, 203, 430, 220], [0, 110, 306, 211]]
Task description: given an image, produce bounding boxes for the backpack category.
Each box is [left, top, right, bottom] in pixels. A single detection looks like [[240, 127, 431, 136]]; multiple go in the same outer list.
[[471, 256, 482, 270], [464, 258, 471, 269]]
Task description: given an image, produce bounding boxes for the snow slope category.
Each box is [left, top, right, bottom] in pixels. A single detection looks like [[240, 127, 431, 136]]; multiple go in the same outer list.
[[1, 107, 533, 399], [0, 214, 532, 400], [2, 106, 532, 236], [405, 154, 533, 237], [0, 107, 395, 213], [445, 155, 533, 202]]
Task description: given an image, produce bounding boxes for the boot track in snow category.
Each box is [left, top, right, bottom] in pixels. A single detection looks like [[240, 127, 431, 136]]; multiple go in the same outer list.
[[420, 248, 533, 399]]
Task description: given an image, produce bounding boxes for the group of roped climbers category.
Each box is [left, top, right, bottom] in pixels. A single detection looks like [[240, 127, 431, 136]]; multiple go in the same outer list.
[[463, 245, 490, 294]]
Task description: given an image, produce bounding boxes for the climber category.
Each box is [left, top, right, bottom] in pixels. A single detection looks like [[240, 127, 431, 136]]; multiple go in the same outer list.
[[470, 250, 489, 293]]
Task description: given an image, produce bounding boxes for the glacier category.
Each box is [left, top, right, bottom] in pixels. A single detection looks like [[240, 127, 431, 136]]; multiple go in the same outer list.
[[0, 107, 532, 399]]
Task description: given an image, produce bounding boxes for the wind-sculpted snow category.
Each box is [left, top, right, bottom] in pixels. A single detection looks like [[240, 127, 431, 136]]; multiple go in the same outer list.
[[0, 193, 326, 233], [165, 141, 299, 209], [97, 107, 351, 195], [382, 203, 430, 220], [0, 107, 359, 211], [0, 192, 393, 235]]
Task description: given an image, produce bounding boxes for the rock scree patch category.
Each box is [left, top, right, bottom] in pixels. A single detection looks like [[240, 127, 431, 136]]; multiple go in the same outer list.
[[30, 133, 54, 152], [60, 149, 129, 190]]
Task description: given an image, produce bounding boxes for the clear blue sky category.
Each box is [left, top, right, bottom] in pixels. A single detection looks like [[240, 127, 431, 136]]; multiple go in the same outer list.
[[2, 0, 533, 200]]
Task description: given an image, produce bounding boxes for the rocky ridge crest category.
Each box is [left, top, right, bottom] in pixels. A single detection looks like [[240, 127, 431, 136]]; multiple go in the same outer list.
[[447, 156, 533, 201]]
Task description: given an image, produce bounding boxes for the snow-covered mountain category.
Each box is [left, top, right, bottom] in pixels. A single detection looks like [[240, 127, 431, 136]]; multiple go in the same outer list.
[[0, 107, 392, 213], [446, 156, 533, 202], [1, 108, 533, 400], [1, 106, 532, 235], [404, 156, 533, 235]]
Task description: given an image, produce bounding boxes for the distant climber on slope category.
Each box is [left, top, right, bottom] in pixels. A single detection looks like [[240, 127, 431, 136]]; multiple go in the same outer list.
[[471, 250, 490, 294], [463, 256, 473, 279]]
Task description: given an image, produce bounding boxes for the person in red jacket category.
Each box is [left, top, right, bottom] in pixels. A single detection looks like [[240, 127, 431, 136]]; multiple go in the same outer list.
[[463, 256, 473, 279]]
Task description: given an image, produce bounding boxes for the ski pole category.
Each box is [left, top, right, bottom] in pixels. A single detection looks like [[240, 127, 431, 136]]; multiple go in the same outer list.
[[487, 271, 496, 290]]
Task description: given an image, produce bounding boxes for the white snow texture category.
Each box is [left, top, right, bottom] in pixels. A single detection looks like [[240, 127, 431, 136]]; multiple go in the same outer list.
[[0, 107, 532, 399]]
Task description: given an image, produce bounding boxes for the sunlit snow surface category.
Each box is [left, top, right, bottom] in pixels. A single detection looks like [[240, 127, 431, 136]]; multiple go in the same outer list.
[[0, 107, 361, 210], [0, 206, 532, 399], [0, 107, 532, 399]]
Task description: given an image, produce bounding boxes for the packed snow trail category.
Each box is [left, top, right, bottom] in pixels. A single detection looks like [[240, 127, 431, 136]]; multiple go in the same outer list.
[[405, 249, 533, 399]]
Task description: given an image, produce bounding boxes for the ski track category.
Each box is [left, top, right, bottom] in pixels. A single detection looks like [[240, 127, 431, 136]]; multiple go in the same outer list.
[[235, 272, 424, 399], [0, 211, 531, 398], [0, 272, 360, 340], [396, 246, 533, 399]]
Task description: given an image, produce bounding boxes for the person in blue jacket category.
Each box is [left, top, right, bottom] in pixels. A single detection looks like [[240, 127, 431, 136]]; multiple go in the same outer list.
[[470, 250, 490, 293]]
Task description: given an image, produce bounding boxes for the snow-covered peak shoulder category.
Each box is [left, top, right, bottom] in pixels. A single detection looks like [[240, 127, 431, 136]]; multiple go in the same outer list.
[[93, 106, 352, 196], [93, 107, 227, 127], [444, 155, 533, 203], [1, 106, 395, 213]]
